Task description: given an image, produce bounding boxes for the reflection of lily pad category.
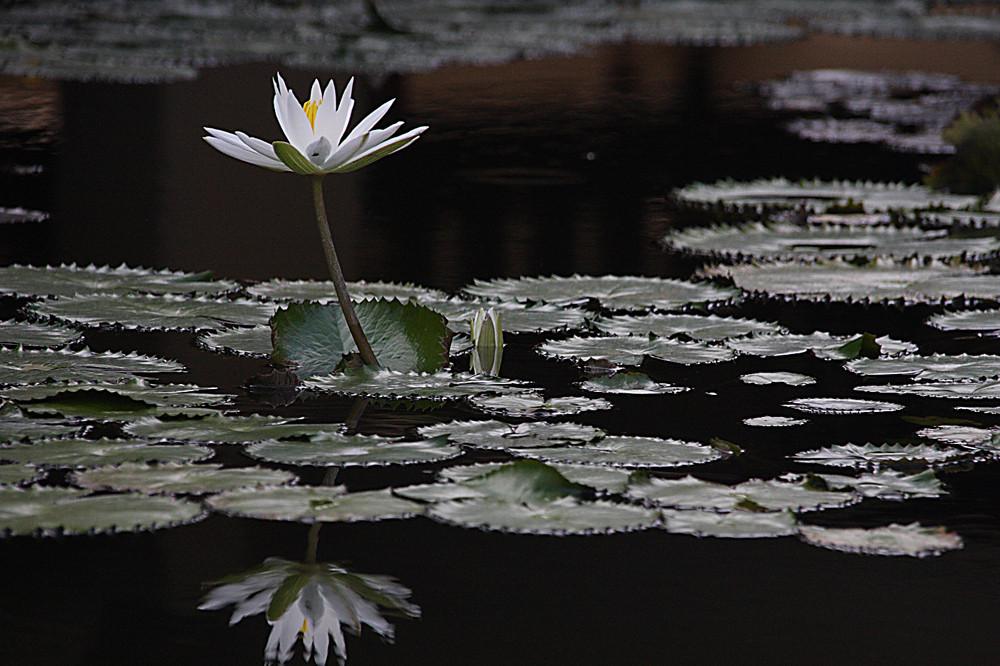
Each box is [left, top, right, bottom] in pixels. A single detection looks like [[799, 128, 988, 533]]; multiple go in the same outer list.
[[784, 398, 903, 414], [661, 508, 798, 538], [463, 274, 738, 310], [792, 442, 969, 468], [740, 372, 816, 386], [468, 391, 611, 418], [28, 293, 276, 331], [72, 462, 296, 495], [799, 522, 963, 558], [0, 437, 212, 467], [206, 486, 423, 523], [246, 434, 462, 467], [592, 313, 781, 341], [625, 475, 858, 512], [514, 435, 723, 468], [418, 419, 604, 450], [197, 325, 273, 357], [123, 414, 339, 444], [306, 368, 529, 400], [0, 319, 82, 348], [0, 263, 237, 298], [0, 487, 206, 536], [539, 335, 736, 366], [0, 347, 184, 385], [579, 372, 688, 395]]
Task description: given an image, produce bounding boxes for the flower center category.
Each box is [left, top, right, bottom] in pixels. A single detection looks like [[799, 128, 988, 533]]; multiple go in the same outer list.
[[303, 100, 321, 130]]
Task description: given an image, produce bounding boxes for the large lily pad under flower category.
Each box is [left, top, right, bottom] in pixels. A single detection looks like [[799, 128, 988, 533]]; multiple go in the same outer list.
[[424, 298, 593, 334], [71, 462, 297, 495], [463, 274, 738, 310], [246, 434, 462, 467], [0, 347, 183, 386], [0, 263, 237, 298], [206, 486, 424, 523], [798, 522, 963, 558]]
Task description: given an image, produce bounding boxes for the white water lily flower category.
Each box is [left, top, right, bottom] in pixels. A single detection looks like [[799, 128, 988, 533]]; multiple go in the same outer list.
[[204, 73, 427, 175]]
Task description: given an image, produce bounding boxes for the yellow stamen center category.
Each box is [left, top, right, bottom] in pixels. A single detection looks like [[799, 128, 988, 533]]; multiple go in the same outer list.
[[301, 618, 308, 634], [303, 100, 321, 130]]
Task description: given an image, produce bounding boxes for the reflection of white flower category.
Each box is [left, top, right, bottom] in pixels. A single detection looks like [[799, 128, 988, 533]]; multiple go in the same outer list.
[[204, 73, 427, 175], [200, 557, 419, 665]]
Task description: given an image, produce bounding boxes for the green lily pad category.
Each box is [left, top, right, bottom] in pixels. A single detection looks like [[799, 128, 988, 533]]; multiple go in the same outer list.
[[809, 469, 945, 500], [417, 419, 604, 450], [270, 299, 451, 376], [0, 487, 205, 536], [71, 462, 296, 495], [437, 461, 633, 494], [662, 221, 999, 261], [0, 346, 184, 385], [624, 475, 858, 512], [0, 263, 237, 298], [798, 522, 963, 557], [0, 437, 212, 467], [855, 381, 1000, 399], [421, 298, 592, 334], [247, 278, 449, 304], [306, 368, 530, 400], [740, 372, 816, 386], [579, 372, 689, 395], [427, 495, 659, 535], [0, 402, 79, 443], [704, 257, 1000, 304], [463, 274, 738, 310], [206, 486, 423, 523], [28, 293, 276, 331], [513, 435, 723, 468], [468, 391, 611, 418], [123, 414, 340, 444], [792, 442, 970, 468], [928, 309, 1000, 333], [661, 508, 798, 538], [916, 425, 995, 446], [539, 335, 737, 366], [0, 464, 43, 486], [784, 398, 903, 414], [743, 415, 809, 427], [246, 434, 462, 467], [847, 354, 1000, 381], [197, 325, 273, 357], [396, 460, 593, 504], [0, 319, 83, 348], [592, 312, 782, 341], [726, 332, 915, 359]]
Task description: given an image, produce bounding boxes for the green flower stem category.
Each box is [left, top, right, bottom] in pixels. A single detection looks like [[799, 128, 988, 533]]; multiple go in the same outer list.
[[310, 175, 379, 367]]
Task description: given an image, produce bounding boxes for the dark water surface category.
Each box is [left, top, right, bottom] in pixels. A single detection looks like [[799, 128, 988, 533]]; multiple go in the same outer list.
[[4, 35, 1000, 664]]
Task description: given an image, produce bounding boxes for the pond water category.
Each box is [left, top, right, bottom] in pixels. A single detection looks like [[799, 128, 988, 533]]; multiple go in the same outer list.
[[4, 32, 1000, 664]]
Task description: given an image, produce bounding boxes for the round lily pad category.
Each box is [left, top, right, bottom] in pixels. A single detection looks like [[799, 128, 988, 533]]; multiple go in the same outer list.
[[855, 381, 1000, 399], [434, 460, 633, 493], [513, 435, 723, 468], [246, 434, 462, 467], [624, 475, 859, 512], [799, 522, 963, 557], [740, 372, 816, 386], [743, 416, 809, 427], [197, 325, 273, 357], [591, 313, 781, 341], [206, 486, 424, 523], [846, 354, 1000, 381], [784, 398, 903, 415], [247, 278, 449, 304], [418, 419, 604, 450], [468, 392, 612, 418], [661, 508, 798, 538], [579, 372, 689, 395], [0, 263, 237, 298], [423, 298, 592, 334], [427, 496, 660, 535], [539, 335, 737, 366], [809, 469, 945, 500], [305, 369, 530, 400], [123, 414, 340, 444], [0, 319, 83, 348], [929, 309, 1000, 334], [726, 332, 916, 359], [71, 462, 297, 495], [0, 437, 212, 467], [916, 425, 995, 447], [0, 347, 184, 385], [792, 442, 970, 468], [0, 464, 43, 486], [0, 403, 79, 443]]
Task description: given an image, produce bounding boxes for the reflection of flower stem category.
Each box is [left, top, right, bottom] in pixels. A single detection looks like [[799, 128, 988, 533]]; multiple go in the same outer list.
[[345, 397, 370, 431], [310, 174, 379, 367], [305, 523, 322, 564]]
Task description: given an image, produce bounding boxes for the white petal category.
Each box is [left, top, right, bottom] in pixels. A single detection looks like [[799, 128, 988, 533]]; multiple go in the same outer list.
[[204, 134, 287, 170], [273, 72, 289, 97], [330, 78, 355, 146], [344, 98, 394, 143], [312, 80, 340, 141], [333, 125, 426, 171], [362, 121, 403, 147], [310, 79, 323, 103], [305, 136, 333, 165], [235, 131, 278, 160], [283, 91, 315, 151], [318, 132, 367, 171]]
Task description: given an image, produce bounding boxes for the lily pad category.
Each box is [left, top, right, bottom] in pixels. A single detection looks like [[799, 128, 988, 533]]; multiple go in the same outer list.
[[0, 263, 237, 298], [206, 486, 423, 523], [740, 372, 816, 386], [270, 299, 452, 376], [624, 475, 858, 512], [798, 522, 963, 558], [928, 310, 1000, 334], [784, 398, 903, 414], [0, 347, 184, 385], [916, 425, 995, 447], [0, 319, 83, 348], [397, 460, 593, 504], [422, 298, 592, 334], [123, 414, 340, 444], [579, 372, 689, 395], [468, 391, 611, 418], [539, 335, 737, 366], [592, 312, 781, 341], [0, 464, 43, 486], [661, 508, 798, 538], [809, 469, 945, 500], [0, 487, 205, 536], [513, 435, 723, 468], [792, 442, 970, 468], [437, 461, 632, 494], [197, 325, 273, 357], [855, 381, 1000, 399], [71, 462, 296, 495], [246, 434, 462, 467], [0, 437, 212, 467], [0, 402, 79, 443], [417, 419, 604, 450], [726, 332, 915, 359], [306, 368, 530, 400], [28, 293, 276, 331], [427, 496, 659, 535], [743, 415, 809, 427], [247, 278, 449, 304], [846, 354, 1000, 381], [463, 274, 738, 310]]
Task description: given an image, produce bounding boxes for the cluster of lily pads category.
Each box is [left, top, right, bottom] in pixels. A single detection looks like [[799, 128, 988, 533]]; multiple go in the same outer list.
[[0, 256, 989, 558]]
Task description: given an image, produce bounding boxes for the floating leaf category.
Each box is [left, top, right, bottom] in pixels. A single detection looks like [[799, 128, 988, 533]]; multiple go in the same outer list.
[[28, 293, 276, 331], [0, 437, 212, 467], [792, 442, 969, 468], [423, 298, 592, 334], [123, 414, 340, 444], [397, 460, 592, 504], [726, 332, 915, 359], [916, 425, 995, 447], [624, 475, 858, 512], [0, 487, 205, 536], [799, 523, 963, 558], [0, 263, 237, 298], [0, 319, 82, 348], [579, 372, 689, 395], [435, 461, 632, 493], [0, 347, 183, 385], [856, 381, 1000, 399], [418, 419, 603, 450], [592, 313, 781, 341], [0, 464, 42, 486], [271, 299, 452, 376], [784, 398, 903, 414], [808, 469, 944, 500], [246, 434, 461, 467], [247, 278, 449, 304], [661, 508, 798, 538], [468, 391, 611, 418], [206, 486, 423, 523], [740, 372, 816, 386], [743, 415, 809, 427], [928, 310, 1000, 334], [306, 368, 529, 400], [0, 402, 79, 443], [72, 462, 296, 495], [513, 435, 723, 468], [539, 335, 736, 366], [197, 325, 273, 357], [847, 354, 1000, 381], [463, 274, 737, 310]]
